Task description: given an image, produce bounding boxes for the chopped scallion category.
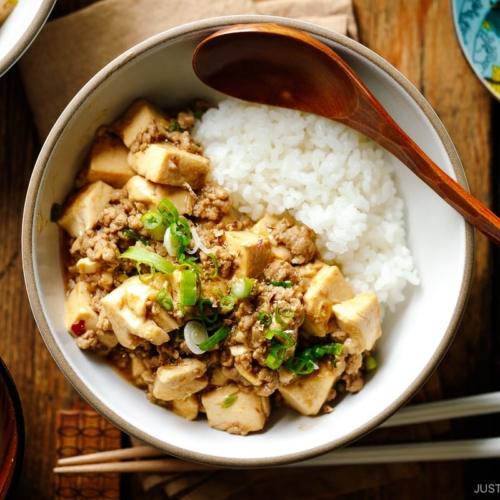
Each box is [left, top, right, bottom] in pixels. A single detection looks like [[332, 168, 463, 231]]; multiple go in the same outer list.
[[180, 269, 197, 306], [156, 289, 173, 311], [197, 298, 219, 324], [286, 357, 315, 375], [119, 246, 175, 275], [184, 321, 209, 355], [258, 311, 272, 327], [142, 212, 166, 240], [231, 277, 255, 299], [221, 393, 238, 408], [121, 228, 150, 246], [364, 355, 378, 371], [264, 329, 296, 347], [207, 253, 218, 278], [199, 324, 232, 351], [268, 281, 294, 288], [274, 307, 295, 327], [157, 198, 179, 225], [265, 344, 287, 370]]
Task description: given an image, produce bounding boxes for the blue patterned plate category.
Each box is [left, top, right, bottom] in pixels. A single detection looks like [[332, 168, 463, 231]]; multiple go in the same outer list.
[[453, 0, 500, 99]]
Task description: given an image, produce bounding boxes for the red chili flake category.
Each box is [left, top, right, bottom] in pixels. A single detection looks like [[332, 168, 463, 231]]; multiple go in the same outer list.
[[71, 320, 86, 336]]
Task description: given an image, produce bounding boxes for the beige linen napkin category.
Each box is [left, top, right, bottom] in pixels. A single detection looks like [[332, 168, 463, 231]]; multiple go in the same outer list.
[[19, 0, 357, 142]]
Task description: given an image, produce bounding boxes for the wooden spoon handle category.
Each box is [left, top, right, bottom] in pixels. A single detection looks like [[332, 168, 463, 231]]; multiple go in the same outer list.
[[344, 92, 500, 245]]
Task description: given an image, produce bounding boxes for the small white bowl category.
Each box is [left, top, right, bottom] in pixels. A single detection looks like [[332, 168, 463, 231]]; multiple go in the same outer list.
[[22, 16, 474, 467], [0, 0, 55, 77]]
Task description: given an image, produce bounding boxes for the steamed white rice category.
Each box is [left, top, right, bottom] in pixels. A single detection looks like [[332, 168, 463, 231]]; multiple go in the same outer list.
[[193, 97, 419, 312]]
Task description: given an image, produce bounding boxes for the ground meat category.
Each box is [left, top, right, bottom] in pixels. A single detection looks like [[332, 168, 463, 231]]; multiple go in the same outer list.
[[339, 372, 364, 393], [177, 111, 195, 130], [129, 123, 167, 153], [199, 245, 234, 279], [81, 231, 120, 266], [75, 331, 100, 351], [255, 369, 279, 397], [255, 283, 305, 327], [271, 217, 317, 264], [263, 260, 301, 284], [344, 353, 363, 375], [192, 183, 232, 221]]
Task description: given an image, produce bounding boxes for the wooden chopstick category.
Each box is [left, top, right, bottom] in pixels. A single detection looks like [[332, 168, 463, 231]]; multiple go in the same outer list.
[[54, 458, 219, 474], [380, 390, 500, 428], [57, 445, 165, 466], [54, 390, 500, 474], [54, 437, 500, 473]]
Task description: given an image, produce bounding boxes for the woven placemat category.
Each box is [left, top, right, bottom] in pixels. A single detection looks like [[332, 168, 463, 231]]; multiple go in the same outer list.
[[55, 409, 123, 500]]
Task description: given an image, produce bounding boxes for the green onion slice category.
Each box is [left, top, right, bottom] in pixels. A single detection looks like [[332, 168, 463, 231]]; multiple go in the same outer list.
[[268, 281, 294, 288], [221, 393, 238, 409], [275, 307, 295, 327], [171, 219, 192, 258], [142, 212, 166, 240], [364, 355, 378, 371], [207, 253, 218, 278], [258, 311, 272, 327], [180, 269, 197, 306], [184, 321, 209, 355], [321, 343, 343, 356], [219, 294, 236, 312], [197, 298, 219, 324], [231, 277, 255, 299], [265, 329, 296, 347], [157, 198, 179, 225], [265, 344, 287, 370], [199, 324, 232, 351], [119, 246, 175, 275], [286, 357, 315, 375], [156, 289, 173, 311], [164, 226, 180, 257], [121, 229, 150, 246]]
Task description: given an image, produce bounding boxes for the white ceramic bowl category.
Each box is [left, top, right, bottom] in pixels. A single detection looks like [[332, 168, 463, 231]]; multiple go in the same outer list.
[[22, 16, 474, 467], [0, 0, 55, 77]]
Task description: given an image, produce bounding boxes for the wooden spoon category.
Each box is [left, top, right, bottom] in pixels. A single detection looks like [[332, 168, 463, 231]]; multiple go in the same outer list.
[[192, 23, 500, 246]]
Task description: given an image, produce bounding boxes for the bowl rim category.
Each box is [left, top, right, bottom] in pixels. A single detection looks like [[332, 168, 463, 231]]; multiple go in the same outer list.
[[0, 0, 56, 78], [0, 358, 24, 499], [22, 15, 475, 467]]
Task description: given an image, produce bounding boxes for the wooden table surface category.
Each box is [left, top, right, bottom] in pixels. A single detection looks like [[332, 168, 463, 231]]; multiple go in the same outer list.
[[1, 0, 499, 498]]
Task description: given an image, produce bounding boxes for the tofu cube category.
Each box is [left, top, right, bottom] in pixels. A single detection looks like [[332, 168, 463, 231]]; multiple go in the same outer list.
[[153, 359, 208, 401], [65, 281, 99, 334], [128, 143, 209, 190], [0, 1, 16, 25], [201, 384, 270, 435], [210, 367, 230, 387], [111, 99, 170, 148], [252, 214, 291, 261], [101, 276, 171, 349], [171, 395, 200, 421], [302, 265, 354, 337], [124, 175, 195, 214], [224, 231, 273, 278], [76, 257, 101, 274], [251, 214, 280, 236], [278, 360, 345, 416], [81, 132, 136, 187], [58, 181, 115, 238], [331, 293, 382, 351]]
